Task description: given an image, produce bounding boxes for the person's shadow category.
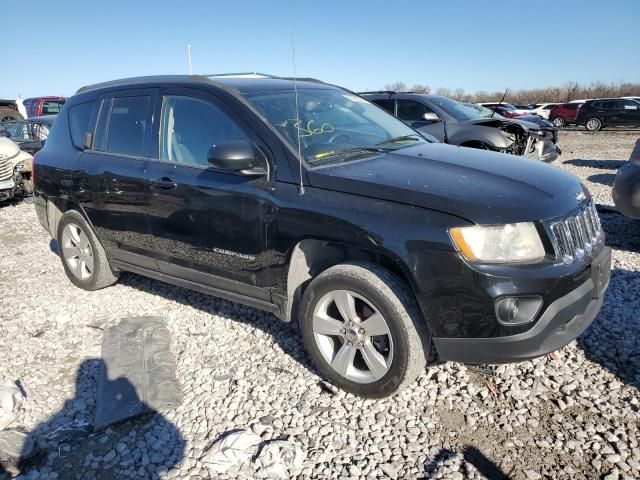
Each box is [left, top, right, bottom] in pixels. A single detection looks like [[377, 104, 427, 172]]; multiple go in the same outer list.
[[1, 359, 185, 479]]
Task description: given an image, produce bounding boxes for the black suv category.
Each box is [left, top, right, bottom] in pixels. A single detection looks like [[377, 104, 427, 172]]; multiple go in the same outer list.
[[33, 75, 611, 397], [576, 98, 640, 131]]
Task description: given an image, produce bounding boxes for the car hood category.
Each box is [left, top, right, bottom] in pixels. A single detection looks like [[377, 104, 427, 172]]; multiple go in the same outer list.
[[464, 116, 549, 131], [307, 143, 585, 224]]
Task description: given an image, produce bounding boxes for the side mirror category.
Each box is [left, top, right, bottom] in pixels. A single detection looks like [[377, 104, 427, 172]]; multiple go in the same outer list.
[[422, 112, 440, 122], [207, 140, 266, 176], [82, 131, 93, 150]]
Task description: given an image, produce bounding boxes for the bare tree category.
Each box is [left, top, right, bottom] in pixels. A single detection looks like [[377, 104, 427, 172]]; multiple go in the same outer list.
[[452, 88, 465, 101], [435, 87, 452, 97], [410, 84, 431, 94], [384, 81, 407, 92]]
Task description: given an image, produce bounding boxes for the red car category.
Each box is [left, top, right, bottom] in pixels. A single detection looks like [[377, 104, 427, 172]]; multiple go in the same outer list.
[[548, 103, 584, 127], [22, 96, 66, 118], [479, 103, 526, 118]]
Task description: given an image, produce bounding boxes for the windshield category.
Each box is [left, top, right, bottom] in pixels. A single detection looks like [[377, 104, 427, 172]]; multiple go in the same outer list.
[[243, 88, 428, 165], [464, 103, 505, 119], [426, 96, 504, 121], [0, 121, 51, 142]]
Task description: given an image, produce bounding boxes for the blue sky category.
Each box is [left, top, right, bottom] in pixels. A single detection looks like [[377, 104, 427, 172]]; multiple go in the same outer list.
[[2, 0, 639, 99]]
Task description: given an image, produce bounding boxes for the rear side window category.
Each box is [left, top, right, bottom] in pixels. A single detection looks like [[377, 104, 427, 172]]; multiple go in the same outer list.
[[68, 101, 95, 148], [104, 96, 150, 156], [567, 104, 578, 110], [373, 99, 395, 114]]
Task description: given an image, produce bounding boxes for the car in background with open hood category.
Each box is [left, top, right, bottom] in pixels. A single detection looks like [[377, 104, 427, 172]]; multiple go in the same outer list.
[[361, 92, 560, 162]]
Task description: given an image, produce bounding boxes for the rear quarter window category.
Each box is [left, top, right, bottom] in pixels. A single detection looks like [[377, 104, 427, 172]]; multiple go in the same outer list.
[[68, 101, 95, 148]]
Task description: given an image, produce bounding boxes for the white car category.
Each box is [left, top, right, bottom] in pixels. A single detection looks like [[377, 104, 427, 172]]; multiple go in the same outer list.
[[478, 102, 535, 116], [0, 136, 33, 201], [529, 103, 560, 119]]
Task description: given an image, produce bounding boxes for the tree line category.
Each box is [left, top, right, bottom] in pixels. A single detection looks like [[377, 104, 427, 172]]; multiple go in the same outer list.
[[382, 81, 640, 103]]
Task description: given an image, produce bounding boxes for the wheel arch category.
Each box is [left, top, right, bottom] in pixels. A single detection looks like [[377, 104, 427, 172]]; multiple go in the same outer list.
[[282, 239, 423, 325], [47, 197, 91, 241]]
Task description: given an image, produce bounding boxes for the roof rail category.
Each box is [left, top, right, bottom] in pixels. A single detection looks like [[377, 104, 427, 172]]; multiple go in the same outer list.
[[204, 72, 279, 78], [358, 90, 397, 95]]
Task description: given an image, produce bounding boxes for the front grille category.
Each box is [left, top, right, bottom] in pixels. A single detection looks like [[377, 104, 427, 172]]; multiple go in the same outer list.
[[550, 201, 602, 264], [0, 157, 13, 181]]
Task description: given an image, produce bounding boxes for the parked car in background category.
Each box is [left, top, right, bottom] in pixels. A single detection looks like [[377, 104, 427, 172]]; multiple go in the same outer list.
[[514, 104, 536, 110], [613, 139, 640, 218], [530, 103, 560, 119], [479, 102, 534, 117], [23, 96, 66, 118], [361, 92, 559, 161], [0, 115, 56, 155], [576, 98, 640, 131], [549, 103, 584, 127], [33, 74, 609, 397], [0, 99, 24, 122], [0, 136, 34, 201]]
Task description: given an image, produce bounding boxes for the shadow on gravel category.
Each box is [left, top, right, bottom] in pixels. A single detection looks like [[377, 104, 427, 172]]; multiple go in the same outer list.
[[563, 159, 625, 169], [423, 445, 512, 479], [119, 272, 318, 375], [600, 211, 640, 254], [587, 173, 616, 186], [577, 266, 640, 389], [1, 359, 185, 480]]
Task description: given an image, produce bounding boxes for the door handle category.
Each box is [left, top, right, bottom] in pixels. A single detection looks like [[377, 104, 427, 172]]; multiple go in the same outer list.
[[150, 177, 177, 190]]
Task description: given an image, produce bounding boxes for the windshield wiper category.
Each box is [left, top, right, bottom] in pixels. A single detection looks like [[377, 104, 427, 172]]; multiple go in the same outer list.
[[375, 134, 422, 146], [309, 147, 385, 164]]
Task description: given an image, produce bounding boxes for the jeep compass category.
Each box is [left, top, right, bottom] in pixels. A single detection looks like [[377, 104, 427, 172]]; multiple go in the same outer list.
[[33, 75, 611, 397]]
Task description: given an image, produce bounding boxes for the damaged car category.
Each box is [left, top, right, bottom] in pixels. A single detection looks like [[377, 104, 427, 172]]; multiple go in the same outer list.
[[0, 115, 55, 156], [0, 135, 34, 201], [362, 92, 560, 162]]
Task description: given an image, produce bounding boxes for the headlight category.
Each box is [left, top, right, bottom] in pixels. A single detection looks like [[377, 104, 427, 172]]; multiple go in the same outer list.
[[14, 162, 25, 171], [449, 222, 545, 263]]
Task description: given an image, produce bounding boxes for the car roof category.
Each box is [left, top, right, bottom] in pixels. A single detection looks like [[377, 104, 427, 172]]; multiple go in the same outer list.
[[76, 75, 335, 96]]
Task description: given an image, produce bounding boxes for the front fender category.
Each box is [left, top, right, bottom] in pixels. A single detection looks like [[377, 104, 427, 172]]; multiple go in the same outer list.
[[446, 124, 513, 150]]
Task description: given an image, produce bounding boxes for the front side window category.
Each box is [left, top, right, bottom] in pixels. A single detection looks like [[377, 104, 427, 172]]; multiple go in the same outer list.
[[244, 87, 428, 165], [160, 95, 248, 167], [105, 96, 150, 156], [372, 99, 395, 114], [396, 100, 434, 122]]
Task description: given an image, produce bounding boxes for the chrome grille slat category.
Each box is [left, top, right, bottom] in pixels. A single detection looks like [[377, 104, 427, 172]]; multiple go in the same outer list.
[[550, 201, 602, 264]]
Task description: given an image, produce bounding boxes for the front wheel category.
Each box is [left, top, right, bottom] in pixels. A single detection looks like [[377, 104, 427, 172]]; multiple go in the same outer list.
[[552, 116, 566, 127], [299, 263, 428, 398], [585, 117, 602, 131]]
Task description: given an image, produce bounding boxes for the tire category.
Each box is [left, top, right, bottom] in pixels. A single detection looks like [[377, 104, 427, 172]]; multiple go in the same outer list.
[[585, 117, 602, 131], [552, 116, 566, 127], [299, 262, 429, 398], [0, 106, 23, 123], [57, 210, 119, 290]]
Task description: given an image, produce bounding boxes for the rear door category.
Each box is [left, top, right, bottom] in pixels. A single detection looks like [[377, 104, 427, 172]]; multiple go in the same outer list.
[[619, 100, 640, 125], [78, 89, 158, 269], [144, 87, 273, 300]]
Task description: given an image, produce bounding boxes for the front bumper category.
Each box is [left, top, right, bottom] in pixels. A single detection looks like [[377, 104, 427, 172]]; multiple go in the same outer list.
[[613, 161, 640, 219], [0, 178, 16, 201], [432, 246, 611, 364], [525, 138, 560, 163]]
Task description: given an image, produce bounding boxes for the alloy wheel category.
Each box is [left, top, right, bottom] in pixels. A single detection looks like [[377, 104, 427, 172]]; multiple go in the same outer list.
[[61, 223, 94, 280], [586, 118, 601, 131], [312, 289, 393, 384]]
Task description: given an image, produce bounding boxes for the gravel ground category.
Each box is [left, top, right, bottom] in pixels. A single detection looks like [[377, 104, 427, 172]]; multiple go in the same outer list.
[[0, 130, 639, 480]]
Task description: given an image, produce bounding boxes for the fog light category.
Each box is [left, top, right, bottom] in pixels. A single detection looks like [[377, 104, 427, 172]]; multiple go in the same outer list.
[[495, 296, 543, 326]]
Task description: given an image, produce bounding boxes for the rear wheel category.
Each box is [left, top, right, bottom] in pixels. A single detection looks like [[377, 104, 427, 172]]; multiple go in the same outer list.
[[57, 211, 119, 290], [585, 117, 602, 131], [299, 263, 428, 398], [552, 116, 566, 127]]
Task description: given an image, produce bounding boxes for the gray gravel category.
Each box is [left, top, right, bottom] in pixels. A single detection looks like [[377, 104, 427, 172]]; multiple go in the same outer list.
[[0, 130, 639, 479]]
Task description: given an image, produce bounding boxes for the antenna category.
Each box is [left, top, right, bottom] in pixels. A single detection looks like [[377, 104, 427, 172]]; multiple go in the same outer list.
[[289, 4, 304, 195], [187, 44, 193, 75]]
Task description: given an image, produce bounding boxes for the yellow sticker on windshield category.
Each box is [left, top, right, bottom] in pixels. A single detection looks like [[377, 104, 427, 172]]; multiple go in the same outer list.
[[314, 151, 336, 159]]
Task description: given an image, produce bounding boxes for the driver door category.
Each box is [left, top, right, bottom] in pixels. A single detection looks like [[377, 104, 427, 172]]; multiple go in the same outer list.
[[144, 87, 274, 300]]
